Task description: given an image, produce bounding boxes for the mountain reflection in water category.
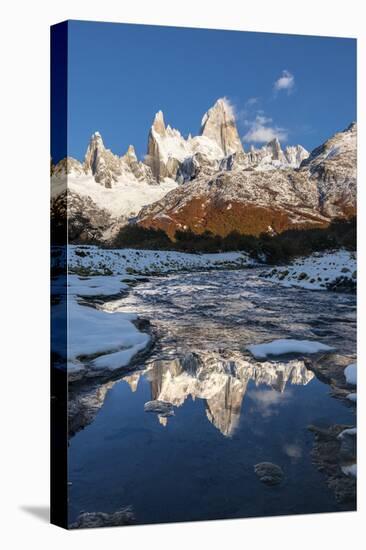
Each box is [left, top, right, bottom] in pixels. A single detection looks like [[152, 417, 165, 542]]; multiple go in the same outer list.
[[139, 351, 313, 436]]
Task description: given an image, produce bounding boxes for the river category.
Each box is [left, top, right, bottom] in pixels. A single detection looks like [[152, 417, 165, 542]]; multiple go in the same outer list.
[[68, 268, 356, 525]]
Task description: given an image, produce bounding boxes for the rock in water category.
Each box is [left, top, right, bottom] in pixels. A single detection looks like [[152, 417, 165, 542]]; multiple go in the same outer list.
[[254, 462, 284, 485], [70, 507, 135, 529], [308, 424, 356, 505], [144, 400, 174, 417]]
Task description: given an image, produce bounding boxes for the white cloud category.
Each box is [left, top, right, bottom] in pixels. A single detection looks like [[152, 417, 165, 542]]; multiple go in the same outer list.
[[245, 97, 259, 107], [274, 70, 295, 93], [255, 114, 272, 125], [283, 443, 303, 459], [243, 115, 288, 143], [248, 389, 292, 418]]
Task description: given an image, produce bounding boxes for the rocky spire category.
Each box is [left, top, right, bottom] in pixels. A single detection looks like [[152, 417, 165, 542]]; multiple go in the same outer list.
[[145, 110, 186, 182], [200, 98, 244, 155], [266, 137, 282, 160], [84, 132, 122, 188], [122, 144, 155, 184], [152, 110, 166, 136], [84, 132, 105, 174]]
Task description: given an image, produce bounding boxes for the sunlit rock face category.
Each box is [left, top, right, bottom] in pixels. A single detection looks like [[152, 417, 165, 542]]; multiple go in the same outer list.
[[144, 98, 308, 184], [52, 156, 85, 176], [138, 122, 356, 238], [200, 98, 244, 156], [145, 351, 314, 436]]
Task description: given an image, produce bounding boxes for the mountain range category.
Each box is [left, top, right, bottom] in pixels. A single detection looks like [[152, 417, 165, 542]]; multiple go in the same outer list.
[[51, 98, 356, 243]]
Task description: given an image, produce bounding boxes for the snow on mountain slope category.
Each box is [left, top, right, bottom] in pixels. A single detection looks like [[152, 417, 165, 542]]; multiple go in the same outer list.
[[228, 139, 309, 172], [137, 122, 356, 238], [301, 122, 357, 218], [144, 105, 227, 182], [138, 165, 329, 238], [62, 174, 177, 219], [51, 98, 355, 245], [144, 98, 308, 183]]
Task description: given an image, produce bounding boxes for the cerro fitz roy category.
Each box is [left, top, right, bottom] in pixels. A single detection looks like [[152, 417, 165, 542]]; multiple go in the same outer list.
[[51, 98, 356, 242]]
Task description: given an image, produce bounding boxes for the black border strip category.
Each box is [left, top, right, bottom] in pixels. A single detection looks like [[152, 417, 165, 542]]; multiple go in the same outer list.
[[50, 20, 69, 529]]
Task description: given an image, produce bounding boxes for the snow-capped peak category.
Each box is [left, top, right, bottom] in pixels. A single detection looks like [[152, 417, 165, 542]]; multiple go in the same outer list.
[[266, 137, 282, 160], [152, 110, 166, 135], [124, 144, 138, 160], [301, 121, 357, 169]]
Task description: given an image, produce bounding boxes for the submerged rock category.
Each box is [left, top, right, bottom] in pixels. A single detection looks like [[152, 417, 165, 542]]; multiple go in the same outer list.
[[308, 424, 356, 506], [254, 462, 284, 485], [305, 353, 357, 402], [70, 507, 134, 529], [144, 400, 174, 417]]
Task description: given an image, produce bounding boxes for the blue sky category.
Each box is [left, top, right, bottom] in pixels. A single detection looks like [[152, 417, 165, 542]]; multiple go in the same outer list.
[[53, 20, 356, 163]]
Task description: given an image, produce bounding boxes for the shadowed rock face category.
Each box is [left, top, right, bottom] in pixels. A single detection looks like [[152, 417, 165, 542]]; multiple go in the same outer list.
[[305, 353, 357, 401], [121, 144, 155, 184], [84, 132, 122, 188], [145, 111, 184, 182], [83, 132, 155, 188]]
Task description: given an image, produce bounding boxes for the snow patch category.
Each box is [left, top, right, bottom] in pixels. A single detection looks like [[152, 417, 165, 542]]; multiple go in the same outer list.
[[247, 339, 334, 359], [337, 427, 356, 439], [344, 363, 357, 385], [346, 393, 357, 402], [341, 464, 357, 477]]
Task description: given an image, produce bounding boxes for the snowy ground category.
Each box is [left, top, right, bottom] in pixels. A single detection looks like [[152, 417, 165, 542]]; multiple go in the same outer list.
[[68, 245, 254, 276], [52, 246, 254, 381], [52, 274, 151, 381], [53, 246, 356, 381], [260, 250, 356, 291]]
